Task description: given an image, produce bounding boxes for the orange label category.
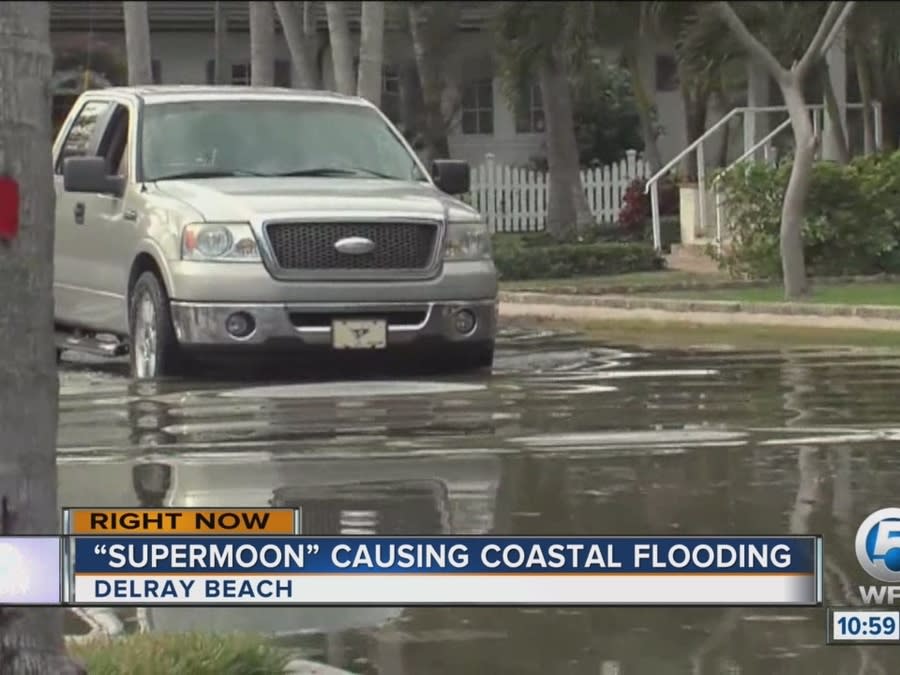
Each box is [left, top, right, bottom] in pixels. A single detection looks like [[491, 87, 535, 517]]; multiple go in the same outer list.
[[67, 509, 296, 535]]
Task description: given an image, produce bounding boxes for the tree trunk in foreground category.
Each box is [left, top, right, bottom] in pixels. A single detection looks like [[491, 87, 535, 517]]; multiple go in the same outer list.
[[249, 1, 275, 86], [357, 0, 385, 106], [325, 1, 355, 94], [123, 0, 153, 85], [538, 51, 594, 238], [0, 3, 85, 673], [274, 0, 318, 89]]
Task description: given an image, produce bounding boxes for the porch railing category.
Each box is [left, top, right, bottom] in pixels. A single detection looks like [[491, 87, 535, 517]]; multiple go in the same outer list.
[[644, 102, 883, 252]]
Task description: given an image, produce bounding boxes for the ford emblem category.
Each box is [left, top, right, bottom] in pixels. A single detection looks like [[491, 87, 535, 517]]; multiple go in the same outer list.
[[334, 236, 376, 255]]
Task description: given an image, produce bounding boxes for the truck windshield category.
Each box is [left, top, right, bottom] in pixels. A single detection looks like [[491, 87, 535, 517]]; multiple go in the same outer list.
[[140, 99, 427, 182]]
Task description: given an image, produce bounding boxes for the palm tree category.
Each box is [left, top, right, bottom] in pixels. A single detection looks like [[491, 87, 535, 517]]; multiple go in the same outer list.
[[213, 1, 228, 84], [0, 2, 85, 672], [275, 1, 320, 89], [325, 1, 355, 94], [496, 1, 594, 237], [357, 1, 385, 106], [407, 1, 462, 162], [123, 0, 153, 84], [249, 1, 275, 86]]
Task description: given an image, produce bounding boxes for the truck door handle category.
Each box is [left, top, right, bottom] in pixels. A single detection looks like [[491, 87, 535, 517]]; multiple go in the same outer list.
[[124, 209, 137, 221], [74, 202, 85, 225]]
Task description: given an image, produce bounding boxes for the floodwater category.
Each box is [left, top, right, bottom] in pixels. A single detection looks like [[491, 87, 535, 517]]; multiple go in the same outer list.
[[57, 326, 900, 674]]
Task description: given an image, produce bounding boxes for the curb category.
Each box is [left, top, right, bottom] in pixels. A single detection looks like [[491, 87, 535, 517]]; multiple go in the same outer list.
[[499, 293, 900, 333], [499, 291, 900, 320]]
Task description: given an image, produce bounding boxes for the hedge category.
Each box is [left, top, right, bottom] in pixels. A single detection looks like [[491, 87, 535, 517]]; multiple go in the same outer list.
[[714, 151, 900, 279], [492, 234, 663, 280]]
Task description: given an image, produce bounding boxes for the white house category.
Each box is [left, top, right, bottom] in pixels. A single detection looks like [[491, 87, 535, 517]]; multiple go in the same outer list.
[[47, 0, 749, 168]]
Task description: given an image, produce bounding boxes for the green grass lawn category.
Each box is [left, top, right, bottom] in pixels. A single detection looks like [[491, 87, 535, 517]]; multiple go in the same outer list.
[[658, 281, 900, 306], [500, 270, 729, 293]]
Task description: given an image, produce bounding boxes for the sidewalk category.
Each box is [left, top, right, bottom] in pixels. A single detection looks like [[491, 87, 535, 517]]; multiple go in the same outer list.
[[499, 291, 900, 332]]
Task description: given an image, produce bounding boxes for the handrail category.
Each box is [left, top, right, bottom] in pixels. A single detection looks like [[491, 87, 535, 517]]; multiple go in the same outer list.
[[719, 118, 792, 178], [645, 101, 882, 252]]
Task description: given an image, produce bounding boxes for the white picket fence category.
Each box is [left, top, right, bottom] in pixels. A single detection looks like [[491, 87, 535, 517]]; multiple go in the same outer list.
[[462, 149, 649, 233]]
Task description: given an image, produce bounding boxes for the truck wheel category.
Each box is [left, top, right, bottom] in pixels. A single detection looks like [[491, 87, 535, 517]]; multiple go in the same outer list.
[[129, 271, 182, 379]]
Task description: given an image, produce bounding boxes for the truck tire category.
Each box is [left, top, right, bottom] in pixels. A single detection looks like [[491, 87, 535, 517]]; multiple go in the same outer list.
[[129, 271, 182, 379]]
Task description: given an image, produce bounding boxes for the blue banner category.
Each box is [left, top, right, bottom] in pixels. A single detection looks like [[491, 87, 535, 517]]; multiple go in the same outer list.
[[71, 536, 817, 575]]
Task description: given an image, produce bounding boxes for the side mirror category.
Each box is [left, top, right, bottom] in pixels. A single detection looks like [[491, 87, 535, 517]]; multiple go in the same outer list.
[[431, 159, 470, 196], [63, 156, 124, 197]]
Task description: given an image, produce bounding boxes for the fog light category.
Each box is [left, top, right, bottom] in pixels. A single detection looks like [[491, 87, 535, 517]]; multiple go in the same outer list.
[[225, 312, 255, 338], [454, 309, 476, 334]]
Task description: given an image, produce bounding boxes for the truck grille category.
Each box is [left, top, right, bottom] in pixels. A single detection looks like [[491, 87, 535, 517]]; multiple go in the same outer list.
[[265, 221, 439, 271]]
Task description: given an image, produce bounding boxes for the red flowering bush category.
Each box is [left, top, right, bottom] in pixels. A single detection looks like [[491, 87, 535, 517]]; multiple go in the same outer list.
[[616, 176, 679, 239]]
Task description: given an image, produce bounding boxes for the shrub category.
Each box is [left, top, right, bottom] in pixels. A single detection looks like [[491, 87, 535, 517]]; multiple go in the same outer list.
[[492, 236, 663, 280], [617, 177, 679, 242], [69, 632, 291, 675], [715, 151, 900, 279]]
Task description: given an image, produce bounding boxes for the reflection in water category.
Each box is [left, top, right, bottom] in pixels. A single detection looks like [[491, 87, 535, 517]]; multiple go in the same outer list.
[[56, 333, 900, 673]]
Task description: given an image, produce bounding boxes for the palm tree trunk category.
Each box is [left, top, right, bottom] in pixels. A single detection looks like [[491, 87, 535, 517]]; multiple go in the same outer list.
[[249, 1, 275, 86], [123, 1, 153, 85], [853, 41, 875, 155], [0, 3, 85, 673], [213, 1, 228, 84], [623, 45, 662, 174], [357, 1, 385, 106], [820, 62, 850, 163], [275, 0, 318, 88], [538, 51, 594, 238], [325, 1, 355, 94], [407, 2, 450, 162]]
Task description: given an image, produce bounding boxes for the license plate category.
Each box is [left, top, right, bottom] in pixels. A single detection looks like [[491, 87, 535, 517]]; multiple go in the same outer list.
[[332, 319, 387, 349]]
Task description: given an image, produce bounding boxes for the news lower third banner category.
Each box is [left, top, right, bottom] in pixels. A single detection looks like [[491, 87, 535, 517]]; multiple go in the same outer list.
[[65, 535, 824, 606]]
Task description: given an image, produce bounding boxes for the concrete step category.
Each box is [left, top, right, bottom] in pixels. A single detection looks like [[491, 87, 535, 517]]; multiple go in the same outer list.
[[666, 241, 722, 274]]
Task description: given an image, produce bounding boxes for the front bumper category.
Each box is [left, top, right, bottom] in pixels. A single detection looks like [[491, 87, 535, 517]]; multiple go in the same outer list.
[[169, 299, 498, 347]]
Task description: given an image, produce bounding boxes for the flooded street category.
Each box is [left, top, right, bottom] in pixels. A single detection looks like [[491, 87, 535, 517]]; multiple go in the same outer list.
[[57, 327, 900, 674]]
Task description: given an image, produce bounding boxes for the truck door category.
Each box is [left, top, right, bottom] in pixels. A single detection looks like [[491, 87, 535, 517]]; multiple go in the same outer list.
[[54, 99, 112, 329]]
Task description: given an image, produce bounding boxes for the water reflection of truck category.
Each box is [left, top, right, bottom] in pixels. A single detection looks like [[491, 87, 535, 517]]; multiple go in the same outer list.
[[58, 454, 501, 637]]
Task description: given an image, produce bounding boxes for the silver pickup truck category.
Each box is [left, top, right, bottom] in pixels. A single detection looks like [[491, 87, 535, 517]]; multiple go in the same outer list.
[[53, 86, 498, 378]]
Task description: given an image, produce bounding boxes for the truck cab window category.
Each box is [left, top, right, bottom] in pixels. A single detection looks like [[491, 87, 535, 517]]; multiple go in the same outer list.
[[97, 104, 130, 178], [56, 100, 111, 174]]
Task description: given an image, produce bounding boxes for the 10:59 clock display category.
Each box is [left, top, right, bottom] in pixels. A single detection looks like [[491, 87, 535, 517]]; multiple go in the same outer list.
[[830, 609, 900, 643]]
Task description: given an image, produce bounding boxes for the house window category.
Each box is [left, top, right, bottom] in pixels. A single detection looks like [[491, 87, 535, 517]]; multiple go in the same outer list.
[[515, 84, 544, 134], [382, 65, 401, 122], [151, 60, 162, 84], [655, 54, 678, 92], [231, 63, 251, 85], [461, 78, 493, 135], [274, 60, 291, 87]]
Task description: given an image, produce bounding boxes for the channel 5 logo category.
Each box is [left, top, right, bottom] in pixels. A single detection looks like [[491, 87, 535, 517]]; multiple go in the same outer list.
[[856, 509, 900, 604]]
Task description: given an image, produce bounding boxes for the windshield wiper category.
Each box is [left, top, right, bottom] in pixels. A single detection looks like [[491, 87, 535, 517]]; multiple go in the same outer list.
[[152, 169, 266, 181], [267, 167, 401, 179]]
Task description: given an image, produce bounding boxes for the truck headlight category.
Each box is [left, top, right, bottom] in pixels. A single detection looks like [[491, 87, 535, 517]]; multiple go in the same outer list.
[[181, 223, 260, 261], [443, 221, 492, 261]]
